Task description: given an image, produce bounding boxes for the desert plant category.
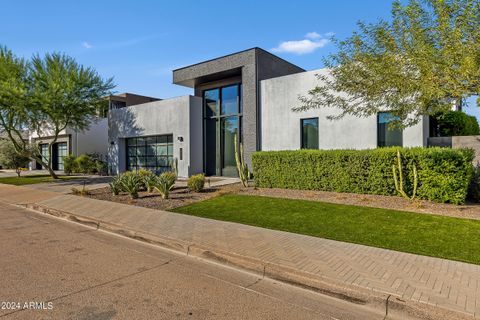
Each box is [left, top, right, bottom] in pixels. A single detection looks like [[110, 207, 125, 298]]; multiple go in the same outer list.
[[234, 134, 252, 187], [109, 175, 123, 196], [188, 173, 205, 192], [121, 173, 141, 199], [136, 169, 153, 190], [392, 150, 418, 200], [142, 171, 158, 193], [71, 181, 90, 196], [161, 171, 177, 186], [154, 173, 176, 199], [63, 154, 77, 175]]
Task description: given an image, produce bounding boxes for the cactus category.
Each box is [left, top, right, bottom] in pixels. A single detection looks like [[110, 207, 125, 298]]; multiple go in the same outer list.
[[234, 133, 252, 187], [392, 150, 418, 200]]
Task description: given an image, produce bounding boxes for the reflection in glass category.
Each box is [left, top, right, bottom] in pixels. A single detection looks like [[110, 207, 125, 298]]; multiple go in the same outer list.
[[378, 112, 403, 147], [221, 85, 238, 115], [204, 89, 219, 117], [301, 118, 319, 149], [222, 117, 238, 177]]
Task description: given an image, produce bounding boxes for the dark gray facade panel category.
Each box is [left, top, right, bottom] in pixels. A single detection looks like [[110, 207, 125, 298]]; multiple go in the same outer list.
[[172, 47, 305, 171]]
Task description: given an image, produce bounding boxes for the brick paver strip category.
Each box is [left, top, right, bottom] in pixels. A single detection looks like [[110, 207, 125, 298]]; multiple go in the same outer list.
[[2, 185, 479, 318]]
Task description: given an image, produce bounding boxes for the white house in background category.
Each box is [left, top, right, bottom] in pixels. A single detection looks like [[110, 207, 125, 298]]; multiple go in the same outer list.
[[30, 93, 158, 171]]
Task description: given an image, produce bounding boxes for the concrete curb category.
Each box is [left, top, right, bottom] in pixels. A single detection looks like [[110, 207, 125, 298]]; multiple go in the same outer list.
[[25, 203, 475, 320]]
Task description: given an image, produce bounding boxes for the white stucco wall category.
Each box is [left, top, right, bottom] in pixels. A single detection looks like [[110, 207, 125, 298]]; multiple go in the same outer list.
[[108, 95, 203, 178], [67, 118, 108, 159], [260, 69, 428, 151]]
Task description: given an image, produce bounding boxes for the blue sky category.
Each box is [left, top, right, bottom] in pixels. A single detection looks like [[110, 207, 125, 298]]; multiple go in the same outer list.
[[1, 0, 478, 118]]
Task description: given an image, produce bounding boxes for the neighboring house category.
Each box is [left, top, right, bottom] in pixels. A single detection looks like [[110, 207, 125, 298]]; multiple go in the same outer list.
[[30, 93, 158, 171], [108, 47, 430, 178]]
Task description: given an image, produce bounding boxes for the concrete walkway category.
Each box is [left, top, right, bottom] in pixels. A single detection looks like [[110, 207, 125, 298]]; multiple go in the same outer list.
[[1, 184, 479, 319]]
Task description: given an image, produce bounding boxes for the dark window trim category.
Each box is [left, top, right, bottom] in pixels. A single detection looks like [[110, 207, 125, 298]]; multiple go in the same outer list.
[[125, 134, 174, 173], [300, 117, 319, 149], [202, 83, 243, 176]]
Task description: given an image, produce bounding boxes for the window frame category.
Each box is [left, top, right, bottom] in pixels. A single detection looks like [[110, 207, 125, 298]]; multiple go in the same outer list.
[[300, 117, 319, 149]]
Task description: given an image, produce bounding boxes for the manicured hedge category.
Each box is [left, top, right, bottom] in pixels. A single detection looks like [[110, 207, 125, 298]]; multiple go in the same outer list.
[[252, 147, 474, 204]]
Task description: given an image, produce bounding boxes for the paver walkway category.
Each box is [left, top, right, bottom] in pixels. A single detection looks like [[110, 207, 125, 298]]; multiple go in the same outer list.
[[2, 184, 480, 318]]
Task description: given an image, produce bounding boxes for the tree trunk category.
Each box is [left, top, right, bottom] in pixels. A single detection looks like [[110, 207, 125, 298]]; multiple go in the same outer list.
[[46, 165, 59, 179]]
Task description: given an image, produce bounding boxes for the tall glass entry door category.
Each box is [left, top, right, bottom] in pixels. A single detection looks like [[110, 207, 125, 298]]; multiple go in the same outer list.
[[203, 84, 241, 177]]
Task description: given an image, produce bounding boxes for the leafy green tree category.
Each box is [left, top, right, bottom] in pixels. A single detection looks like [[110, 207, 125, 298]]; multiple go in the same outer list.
[[0, 139, 30, 177], [295, 0, 480, 127], [0, 46, 114, 178]]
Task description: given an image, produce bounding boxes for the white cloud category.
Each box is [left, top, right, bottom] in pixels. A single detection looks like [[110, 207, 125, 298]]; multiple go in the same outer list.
[[82, 41, 92, 49], [305, 32, 321, 39], [271, 34, 330, 55]]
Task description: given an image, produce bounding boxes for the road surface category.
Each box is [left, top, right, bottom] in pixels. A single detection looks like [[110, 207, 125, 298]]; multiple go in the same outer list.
[[0, 201, 386, 320]]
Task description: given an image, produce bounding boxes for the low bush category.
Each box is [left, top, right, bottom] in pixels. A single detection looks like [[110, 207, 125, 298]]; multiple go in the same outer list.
[[74, 154, 96, 174], [252, 147, 474, 204], [95, 161, 107, 176], [63, 155, 77, 175], [188, 174, 205, 192]]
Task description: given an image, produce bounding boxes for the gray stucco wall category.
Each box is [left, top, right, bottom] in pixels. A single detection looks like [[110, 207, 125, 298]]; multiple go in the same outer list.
[[261, 69, 428, 151], [108, 96, 202, 177], [173, 48, 305, 168]]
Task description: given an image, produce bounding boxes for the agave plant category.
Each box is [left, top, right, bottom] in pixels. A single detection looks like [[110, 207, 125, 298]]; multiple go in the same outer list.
[[154, 172, 176, 199], [142, 171, 158, 193], [109, 175, 123, 196], [121, 173, 141, 199]]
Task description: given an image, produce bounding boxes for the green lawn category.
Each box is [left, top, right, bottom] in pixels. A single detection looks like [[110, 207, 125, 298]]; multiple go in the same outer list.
[[172, 194, 480, 265], [0, 174, 79, 186]]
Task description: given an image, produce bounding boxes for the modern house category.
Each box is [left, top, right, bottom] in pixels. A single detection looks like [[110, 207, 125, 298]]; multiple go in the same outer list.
[[29, 93, 158, 171], [108, 47, 430, 178]]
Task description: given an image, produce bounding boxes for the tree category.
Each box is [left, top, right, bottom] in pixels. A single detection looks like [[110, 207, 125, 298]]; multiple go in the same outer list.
[[295, 0, 480, 128], [0, 139, 30, 177], [0, 46, 114, 178]]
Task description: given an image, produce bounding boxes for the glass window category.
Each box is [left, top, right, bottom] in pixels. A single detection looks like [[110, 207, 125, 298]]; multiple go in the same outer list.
[[57, 142, 67, 171], [301, 118, 319, 149], [378, 112, 403, 147], [204, 89, 219, 117], [221, 85, 239, 115], [126, 135, 173, 174]]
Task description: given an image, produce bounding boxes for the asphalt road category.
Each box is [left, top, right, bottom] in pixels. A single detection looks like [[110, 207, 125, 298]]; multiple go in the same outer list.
[[0, 202, 386, 320]]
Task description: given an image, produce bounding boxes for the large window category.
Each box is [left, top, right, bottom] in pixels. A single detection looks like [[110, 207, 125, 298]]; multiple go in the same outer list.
[[203, 83, 242, 177], [377, 112, 403, 147], [39, 144, 49, 169], [301, 118, 319, 149], [126, 135, 173, 173], [57, 142, 67, 170]]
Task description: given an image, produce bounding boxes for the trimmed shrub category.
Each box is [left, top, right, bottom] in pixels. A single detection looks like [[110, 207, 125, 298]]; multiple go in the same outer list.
[[435, 111, 480, 136], [188, 174, 205, 192], [252, 147, 474, 204]]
